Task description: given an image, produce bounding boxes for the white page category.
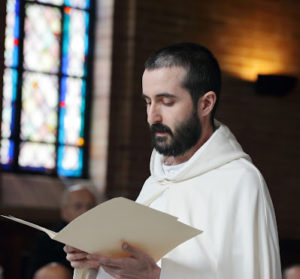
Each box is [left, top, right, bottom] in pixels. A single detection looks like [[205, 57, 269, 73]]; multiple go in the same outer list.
[[2, 197, 202, 262]]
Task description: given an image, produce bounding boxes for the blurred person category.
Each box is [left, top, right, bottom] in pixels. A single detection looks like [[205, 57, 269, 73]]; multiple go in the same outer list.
[[284, 265, 300, 279], [61, 184, 98, 223], [33, 262, 72, 279], [25, 184, 97, 279]]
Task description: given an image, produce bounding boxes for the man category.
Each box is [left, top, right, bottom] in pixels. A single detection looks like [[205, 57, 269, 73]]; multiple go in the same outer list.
[[61, 184, 98, 223], [33, 262, 73, 279], [65, 43, 281, 279], [283, 265, 300, 279], [25, 184, 97, 279]]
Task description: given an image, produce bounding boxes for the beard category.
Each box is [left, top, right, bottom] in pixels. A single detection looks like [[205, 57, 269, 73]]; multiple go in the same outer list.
[[150, 110, 202, 156]]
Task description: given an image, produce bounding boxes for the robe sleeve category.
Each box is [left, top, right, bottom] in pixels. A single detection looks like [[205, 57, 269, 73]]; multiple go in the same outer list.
[[158, 166, 281, 279], [215, 169, 282, 279]]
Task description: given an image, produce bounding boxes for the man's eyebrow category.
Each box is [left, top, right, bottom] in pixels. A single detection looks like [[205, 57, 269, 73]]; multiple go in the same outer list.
[[142, 93, 176, 99]]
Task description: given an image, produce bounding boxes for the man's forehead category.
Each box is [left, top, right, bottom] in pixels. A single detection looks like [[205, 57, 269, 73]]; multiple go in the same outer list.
[[142, 66, 188, 96], [142, 66, 187, 78]]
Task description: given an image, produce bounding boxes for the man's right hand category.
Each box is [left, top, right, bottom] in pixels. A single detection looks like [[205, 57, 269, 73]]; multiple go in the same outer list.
[[64, 245, 101, 269]]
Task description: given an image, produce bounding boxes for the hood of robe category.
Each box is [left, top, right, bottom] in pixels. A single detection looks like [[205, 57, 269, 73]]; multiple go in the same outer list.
[[149, 122, 251, 183]]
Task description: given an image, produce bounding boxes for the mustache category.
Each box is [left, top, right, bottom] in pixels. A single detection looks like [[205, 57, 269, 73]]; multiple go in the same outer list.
[[150, 123, 173, 136]]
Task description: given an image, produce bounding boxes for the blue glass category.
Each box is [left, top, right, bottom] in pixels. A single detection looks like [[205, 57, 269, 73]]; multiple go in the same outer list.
[[0, 139, 15, 169], [62, 7, 89, 77], [58, 77, 86, 145], [57, 145, 83, 177], [64, 0, 90, 10], [2, 68, 18, 138], [13, 0, 20, 66], [4, 0, 20, 67], [9, 69, 17, 136]]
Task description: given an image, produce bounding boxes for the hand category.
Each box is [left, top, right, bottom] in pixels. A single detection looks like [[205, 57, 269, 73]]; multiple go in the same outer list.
[[87, 242, 161, 279], [64, 245, 101, 270]]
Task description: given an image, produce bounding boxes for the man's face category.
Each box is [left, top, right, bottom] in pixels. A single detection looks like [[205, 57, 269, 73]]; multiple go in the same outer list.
[[285, 267, 300, 279], [142, 67, 202, 156], [61, 189, 96, 223]]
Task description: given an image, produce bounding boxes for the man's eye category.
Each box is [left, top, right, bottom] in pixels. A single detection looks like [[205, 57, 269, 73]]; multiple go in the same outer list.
[[162, 99, 174, 106]]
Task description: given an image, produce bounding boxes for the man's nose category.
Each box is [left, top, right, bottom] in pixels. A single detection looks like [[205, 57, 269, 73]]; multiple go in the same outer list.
[[147, 104, 162, 125]]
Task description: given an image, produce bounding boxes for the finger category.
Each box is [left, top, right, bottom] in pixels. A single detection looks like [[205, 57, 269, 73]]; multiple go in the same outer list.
[[87, 254, 105, 261], [64, 245, 83, 253], [66, 252, 88, 262], [122, 242, 141, 257], [71, 259, 101, 269]]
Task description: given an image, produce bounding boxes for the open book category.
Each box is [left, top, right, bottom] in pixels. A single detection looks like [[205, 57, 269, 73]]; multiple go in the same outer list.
[[1, 197, 202, 262]]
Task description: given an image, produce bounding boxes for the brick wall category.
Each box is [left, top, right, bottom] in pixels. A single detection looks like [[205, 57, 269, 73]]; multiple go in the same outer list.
[[89, 0, 114, 194], [99, 0, 300, 239]]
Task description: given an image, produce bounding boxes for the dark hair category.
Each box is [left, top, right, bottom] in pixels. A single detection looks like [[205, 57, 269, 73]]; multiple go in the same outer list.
[[145, 42, 221, 125]]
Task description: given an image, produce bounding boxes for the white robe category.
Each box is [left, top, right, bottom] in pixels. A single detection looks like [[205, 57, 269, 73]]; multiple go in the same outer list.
[[83, 123, 281, 279]]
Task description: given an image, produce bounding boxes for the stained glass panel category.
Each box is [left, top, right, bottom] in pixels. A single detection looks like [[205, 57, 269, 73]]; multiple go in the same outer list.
[[57, 145, 83, 176], [19, 142, 56, 170], [64, 0, 90, 9], [23, 4, 61, 73], [1, 68, 18, 138], [21, 72, 58, 142], [0, 139, 14, 166], [29, 0, 64, 5], [4, 0, 20, 67], [62, 7, 89, 77], [59, 77, 85, 145]]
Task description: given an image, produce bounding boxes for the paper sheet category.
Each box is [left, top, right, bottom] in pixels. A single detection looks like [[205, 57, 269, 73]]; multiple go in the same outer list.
[[1, 197, 202, 262]]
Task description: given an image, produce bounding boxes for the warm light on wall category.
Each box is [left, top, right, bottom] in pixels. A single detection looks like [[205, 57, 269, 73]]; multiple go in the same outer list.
[[220, 49, 293, 82], [233, 59, 286, 82], [213, 13, 299, 82]]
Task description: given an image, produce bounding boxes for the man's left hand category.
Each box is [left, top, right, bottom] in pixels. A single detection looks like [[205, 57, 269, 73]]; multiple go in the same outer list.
[[87, 242, 161, 279]]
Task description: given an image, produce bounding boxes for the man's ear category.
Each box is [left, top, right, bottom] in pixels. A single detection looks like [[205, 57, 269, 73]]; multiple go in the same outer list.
[[197, 91, 217, 117]]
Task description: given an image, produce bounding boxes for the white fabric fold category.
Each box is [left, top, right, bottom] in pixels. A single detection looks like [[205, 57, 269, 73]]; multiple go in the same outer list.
[[73, 268, 98, 279]]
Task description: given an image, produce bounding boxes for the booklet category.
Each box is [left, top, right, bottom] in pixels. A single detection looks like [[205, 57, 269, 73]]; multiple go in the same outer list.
[[1, 197, 202, 261]]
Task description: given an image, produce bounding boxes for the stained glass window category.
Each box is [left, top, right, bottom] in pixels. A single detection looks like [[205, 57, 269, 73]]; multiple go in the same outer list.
[[23, 4, 61, 73], [1, 0, 94, 177]]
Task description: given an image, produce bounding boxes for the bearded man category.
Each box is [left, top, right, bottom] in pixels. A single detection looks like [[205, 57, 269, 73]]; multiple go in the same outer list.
[[65, 43, 281, 279]]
